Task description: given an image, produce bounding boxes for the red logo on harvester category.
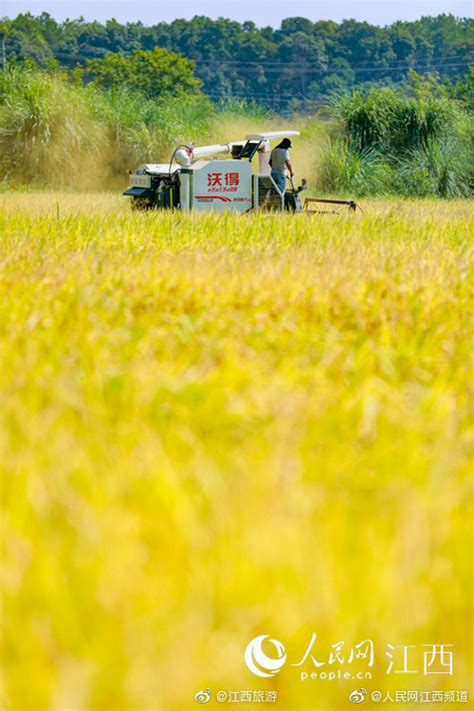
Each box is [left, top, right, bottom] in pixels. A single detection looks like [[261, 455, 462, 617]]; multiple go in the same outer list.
[[208, 172, 222, 187], [225, 172, 239, 186], [207, 172, 240, 190]]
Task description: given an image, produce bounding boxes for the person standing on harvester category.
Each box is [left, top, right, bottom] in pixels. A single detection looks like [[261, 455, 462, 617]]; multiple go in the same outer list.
[[269, 137, 294, 194]]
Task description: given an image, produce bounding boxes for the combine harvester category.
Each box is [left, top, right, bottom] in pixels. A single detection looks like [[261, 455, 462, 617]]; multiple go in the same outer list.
[[124, 130, 359, 214]]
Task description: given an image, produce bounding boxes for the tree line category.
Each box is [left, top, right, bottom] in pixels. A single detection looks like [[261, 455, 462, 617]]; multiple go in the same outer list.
[[1, 12, 473, 109]]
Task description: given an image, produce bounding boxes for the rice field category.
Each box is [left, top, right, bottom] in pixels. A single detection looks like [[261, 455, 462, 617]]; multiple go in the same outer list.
[[0, 192, 473, 710]]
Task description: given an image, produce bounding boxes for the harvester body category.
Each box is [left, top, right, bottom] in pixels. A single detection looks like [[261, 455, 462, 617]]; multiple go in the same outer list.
[[124, 131, 305, 213]]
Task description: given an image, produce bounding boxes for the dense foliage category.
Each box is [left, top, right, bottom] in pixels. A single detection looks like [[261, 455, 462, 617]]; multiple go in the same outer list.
[[86, 47, 202, 98], [0, 63, 472, 197], [319, 74, 473, 197], [1, 13, 473, 109]]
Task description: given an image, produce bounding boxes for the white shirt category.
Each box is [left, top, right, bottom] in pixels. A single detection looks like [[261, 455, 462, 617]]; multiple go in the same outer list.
[[270, 147, 290, 173]]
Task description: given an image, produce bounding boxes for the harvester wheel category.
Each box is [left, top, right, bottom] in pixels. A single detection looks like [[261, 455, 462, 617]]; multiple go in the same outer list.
[[131, 196, 155, 211]]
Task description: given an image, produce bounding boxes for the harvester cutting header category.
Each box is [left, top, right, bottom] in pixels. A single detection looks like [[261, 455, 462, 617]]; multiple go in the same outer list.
[[124, 130, 358, 214]]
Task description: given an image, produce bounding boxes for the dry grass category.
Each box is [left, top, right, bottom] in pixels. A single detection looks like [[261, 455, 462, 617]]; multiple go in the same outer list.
[[0, 193, 473, 710]]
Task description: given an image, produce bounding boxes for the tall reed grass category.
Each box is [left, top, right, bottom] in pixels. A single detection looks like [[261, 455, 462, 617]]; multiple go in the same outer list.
[[318, 86, 473, 197], [0, 66, 104, 186], [0, 66, 215, 188], [1, 65, 473, 197]]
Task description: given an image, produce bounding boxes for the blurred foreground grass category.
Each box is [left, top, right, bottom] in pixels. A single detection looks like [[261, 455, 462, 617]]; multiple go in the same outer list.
[[0, 193, 473, 710]]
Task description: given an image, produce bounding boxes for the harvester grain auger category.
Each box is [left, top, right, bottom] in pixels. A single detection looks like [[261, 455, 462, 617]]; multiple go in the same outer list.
[[123, 131, 361, 214]]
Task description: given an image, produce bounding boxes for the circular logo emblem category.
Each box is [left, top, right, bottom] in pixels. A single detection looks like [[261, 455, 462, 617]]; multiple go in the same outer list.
[[244, 635, 287, 678], [194, 688, 212, 704], [349, 688, 368, 704]]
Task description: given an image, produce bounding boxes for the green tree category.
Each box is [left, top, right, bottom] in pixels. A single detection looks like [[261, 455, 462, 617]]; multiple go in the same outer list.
[[449, 66, 474, 110], [0, 20, 10, 68], [86, 47, 202, 99], [4, 12, 473, 110]]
